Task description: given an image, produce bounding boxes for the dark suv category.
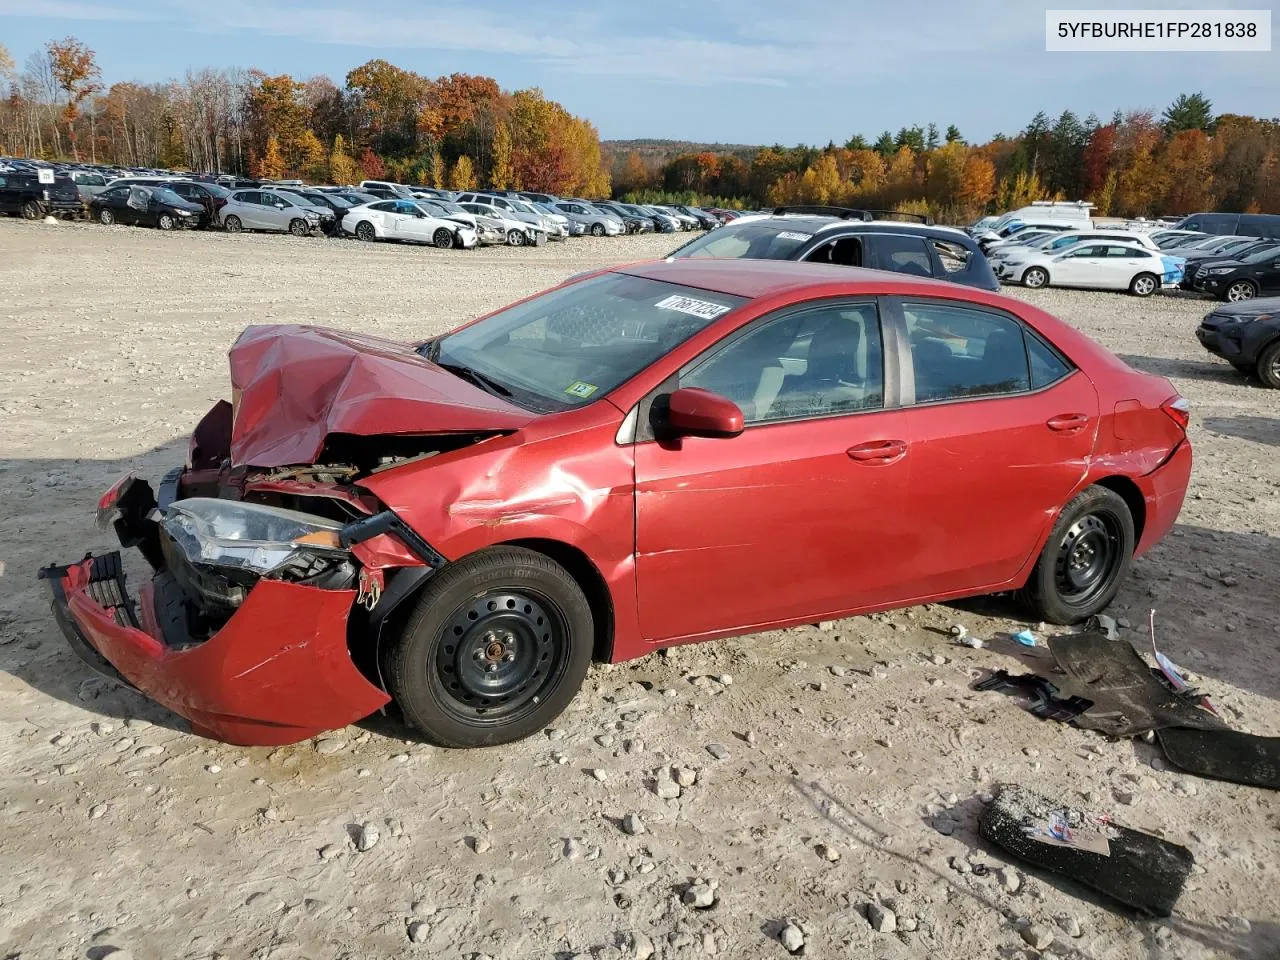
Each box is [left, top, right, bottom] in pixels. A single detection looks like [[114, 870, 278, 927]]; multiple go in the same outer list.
[[0, 171, 83, 219], [1186, 245, 1280, 302], [1175, 212, 1280, 240], [669, 207, 998, 290], [1196, 297, 1280, 387]]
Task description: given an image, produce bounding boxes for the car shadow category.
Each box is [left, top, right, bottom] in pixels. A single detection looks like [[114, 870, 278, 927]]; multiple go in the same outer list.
[[1203, 415, 1280, 447], [1118, 353, 1248, 386]]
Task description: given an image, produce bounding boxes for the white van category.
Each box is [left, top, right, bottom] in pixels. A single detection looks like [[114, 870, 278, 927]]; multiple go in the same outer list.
[[977, 201, 1094, 244]]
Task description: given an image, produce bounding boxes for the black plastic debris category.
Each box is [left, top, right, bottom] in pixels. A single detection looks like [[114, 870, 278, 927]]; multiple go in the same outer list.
[[972, 669, 1092, 723], [979, 784, 1194, 918], [1157, 727, 1280, 790]]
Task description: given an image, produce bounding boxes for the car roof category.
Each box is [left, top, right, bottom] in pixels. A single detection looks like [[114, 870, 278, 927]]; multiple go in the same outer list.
[[721, 215, 977, 246], [615, 258, 959, 299]]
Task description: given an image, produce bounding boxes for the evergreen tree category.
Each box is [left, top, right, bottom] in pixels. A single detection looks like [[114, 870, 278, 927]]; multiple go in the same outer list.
[[873, 130, 895, 156], [945, 124, 964, 144], [1162, 92, 1215, 133]]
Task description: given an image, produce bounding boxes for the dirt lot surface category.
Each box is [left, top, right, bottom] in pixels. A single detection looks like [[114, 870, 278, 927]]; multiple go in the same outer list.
[[1, 220, 1277, 960]]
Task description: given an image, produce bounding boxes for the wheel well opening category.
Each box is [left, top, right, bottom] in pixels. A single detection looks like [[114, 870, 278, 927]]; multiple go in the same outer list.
[[1095, 475, 1146, 545], [503, 538, 614, 663]]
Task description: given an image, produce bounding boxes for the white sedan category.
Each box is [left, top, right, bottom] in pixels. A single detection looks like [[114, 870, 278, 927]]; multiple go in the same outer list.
[[988, 230, 1160, 264], [996, 241, 1185, 297], [456, 201, 549, 247], [342, 199, 478, 249]]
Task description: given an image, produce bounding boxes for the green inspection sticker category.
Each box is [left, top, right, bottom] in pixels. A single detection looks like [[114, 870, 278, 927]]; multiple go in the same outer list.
[[565, 380, 599, 399]]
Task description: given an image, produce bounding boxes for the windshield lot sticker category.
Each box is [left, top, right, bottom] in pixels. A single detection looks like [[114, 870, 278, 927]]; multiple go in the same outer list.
[[654, 295, 732, 320], [565, 381, 599, 398], [775, 231, 813, 242]]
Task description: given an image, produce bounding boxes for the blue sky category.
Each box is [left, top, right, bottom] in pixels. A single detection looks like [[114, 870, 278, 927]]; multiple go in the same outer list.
[[0, 0, 1275, 144]]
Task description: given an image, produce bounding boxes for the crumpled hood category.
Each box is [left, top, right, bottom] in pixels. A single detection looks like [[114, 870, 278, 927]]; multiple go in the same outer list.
[[228, 324, 533, 468]]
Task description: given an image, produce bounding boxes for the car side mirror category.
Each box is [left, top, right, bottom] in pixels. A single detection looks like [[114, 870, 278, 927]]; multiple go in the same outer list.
[[275, 203, 286, 209], [662, 387, 744, 439]]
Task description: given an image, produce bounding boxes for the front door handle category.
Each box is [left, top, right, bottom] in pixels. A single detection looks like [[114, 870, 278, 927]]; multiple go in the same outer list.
[[1047, 413, 1090, 432], [848, 440, 907, 463]]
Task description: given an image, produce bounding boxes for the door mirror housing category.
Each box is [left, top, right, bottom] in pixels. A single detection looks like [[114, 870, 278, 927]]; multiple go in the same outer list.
[[663, 387, 745, 439]]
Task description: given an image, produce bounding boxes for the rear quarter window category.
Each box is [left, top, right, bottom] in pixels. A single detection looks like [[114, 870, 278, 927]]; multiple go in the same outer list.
[[931, 239, 972, 273]]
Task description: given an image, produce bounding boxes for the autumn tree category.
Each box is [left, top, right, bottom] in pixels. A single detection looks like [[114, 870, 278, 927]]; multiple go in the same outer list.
[[47, 37, 101, 160], [959, 153, 996, 210], [1160, 129, 1215, 213], [926, 141, 967, 208], [449, 154, 476, 190], [296, 129, 327, 181], [256, 135, 285, 179], [358, 147, 385, 179], [798, 152, 843, 204], [615, 150, 651, 194], [328, 134, 357, 184], [430, 148, 444, 188], [490, 122, 513, 189]]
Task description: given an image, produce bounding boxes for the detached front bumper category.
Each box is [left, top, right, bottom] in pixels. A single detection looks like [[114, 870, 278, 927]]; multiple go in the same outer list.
[[41, 552, 389, 745], [37, 472, 424, 745]]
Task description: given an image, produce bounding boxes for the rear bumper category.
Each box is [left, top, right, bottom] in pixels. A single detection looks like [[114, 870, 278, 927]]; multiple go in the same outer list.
[[41, 551, 390, 745], [1134, 439, 1193, 558]]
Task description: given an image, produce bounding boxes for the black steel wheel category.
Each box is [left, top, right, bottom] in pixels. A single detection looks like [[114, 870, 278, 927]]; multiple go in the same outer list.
[[386, 546, 593, 747], [1019, 485, 1134, 624], [433, 228, 455, 249]]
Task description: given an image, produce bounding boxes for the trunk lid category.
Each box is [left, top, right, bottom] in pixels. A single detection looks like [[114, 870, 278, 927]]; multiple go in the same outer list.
[[228, 324, 533, 468]]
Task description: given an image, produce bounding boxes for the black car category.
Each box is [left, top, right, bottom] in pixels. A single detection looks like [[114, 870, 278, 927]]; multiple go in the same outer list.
[[672, 204, 720, 230], [1196, 297, 1280, 387], [165, 180, 232, 227], [1185, 245, 1280, 302], [275, 188, 353, 233], [669, 208, 999, 291], [89, 184, 205, 230], [0, 171, 83, 219], [594, 201, 654, 234], [1181, 240, 1279, 291]]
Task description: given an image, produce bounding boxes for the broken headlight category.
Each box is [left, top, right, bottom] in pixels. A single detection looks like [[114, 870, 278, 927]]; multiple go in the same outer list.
[[161, 498, 348, 577]]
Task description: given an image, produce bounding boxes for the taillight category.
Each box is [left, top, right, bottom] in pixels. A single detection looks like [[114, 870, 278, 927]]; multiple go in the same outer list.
[[1161, 396, 1190, 432]]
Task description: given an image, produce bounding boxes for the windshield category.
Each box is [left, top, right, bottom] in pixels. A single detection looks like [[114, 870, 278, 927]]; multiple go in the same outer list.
[[1243, 245, 1280, 264], [154, 188, 186, 206], [532, 202, 559, 216], [672, 221, 813, 260], [428, 274, 747, 413]]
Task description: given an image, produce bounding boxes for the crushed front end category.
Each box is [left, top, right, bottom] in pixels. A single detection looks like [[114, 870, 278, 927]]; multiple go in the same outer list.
[[40, 409, 455, 746]]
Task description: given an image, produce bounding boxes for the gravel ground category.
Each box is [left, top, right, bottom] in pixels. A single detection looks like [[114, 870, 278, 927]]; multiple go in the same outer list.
[[1, 219, 1277, 960]]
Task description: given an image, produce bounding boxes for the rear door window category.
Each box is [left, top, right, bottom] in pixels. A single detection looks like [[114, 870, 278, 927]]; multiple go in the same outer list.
[[903, 301, 1033, 403]]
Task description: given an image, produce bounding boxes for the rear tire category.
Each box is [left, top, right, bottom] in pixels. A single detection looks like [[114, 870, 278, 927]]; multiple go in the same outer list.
[[1129, 272, 1158, 297], [355, 220, 376, 242], [433, 228, 455, 249], [288, 218, 308, 237], [223, 215, 242, 233], [21, 200, 43, 220], [507, 229, 525, 246], [1022, 266, 1049, 289], [386, 547, 593, 748], [1018, 485, 1135, 625], [1257, 340, 1280, 389], [97, 208, 115, 226]]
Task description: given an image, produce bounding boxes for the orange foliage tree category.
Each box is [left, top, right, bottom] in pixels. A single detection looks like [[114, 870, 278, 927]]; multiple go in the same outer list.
[[46, 37, 100, 161]]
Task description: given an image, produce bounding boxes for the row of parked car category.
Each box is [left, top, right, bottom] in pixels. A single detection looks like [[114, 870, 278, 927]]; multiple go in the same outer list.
[[0, 157, 729, 249]]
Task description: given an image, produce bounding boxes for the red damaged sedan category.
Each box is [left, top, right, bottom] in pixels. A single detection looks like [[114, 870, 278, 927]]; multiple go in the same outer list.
[[42, 260, 1192, 748]]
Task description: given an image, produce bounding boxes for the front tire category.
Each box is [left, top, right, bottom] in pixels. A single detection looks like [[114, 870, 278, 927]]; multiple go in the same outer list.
[[157, 213, 175, 231], [288, 218, 308, 237], [1019, 486, 1135, 625], [1257, 340, 1280, 389], [1022, 266, 1049, 289], [1224, 280, 1256, 302], [507, 229, 525, 247], [386, 547, 593, 748], [1129, 272, 1158, 297], [433, 228, 455, 249], [590, 222, 605, 237]]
